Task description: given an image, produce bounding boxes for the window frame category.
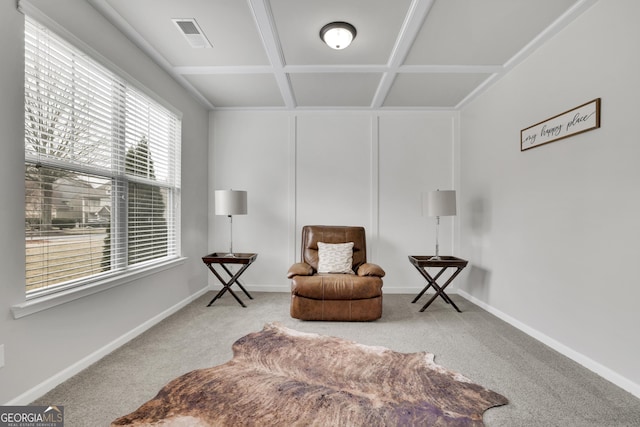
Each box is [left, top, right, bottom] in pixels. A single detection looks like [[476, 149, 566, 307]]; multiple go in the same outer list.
[[15, 4, 185, 318]]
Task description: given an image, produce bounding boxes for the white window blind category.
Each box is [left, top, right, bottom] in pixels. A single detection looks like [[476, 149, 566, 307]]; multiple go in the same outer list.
[[25, 17, 181, 297]]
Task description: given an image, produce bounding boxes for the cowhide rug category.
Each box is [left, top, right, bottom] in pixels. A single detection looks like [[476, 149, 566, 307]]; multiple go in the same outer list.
[[112, 323, 507, 426]]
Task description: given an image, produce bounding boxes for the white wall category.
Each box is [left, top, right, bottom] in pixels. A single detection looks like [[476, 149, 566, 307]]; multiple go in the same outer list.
[[458, 0, 640, 395], [6, 0, 636, 408], [209, 111, 457, 291], [0, 1, 210, 404], [209, 112, 292, 286]]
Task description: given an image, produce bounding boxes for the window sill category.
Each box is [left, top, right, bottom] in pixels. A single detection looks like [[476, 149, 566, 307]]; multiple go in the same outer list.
[[11, 257, 187, 319]]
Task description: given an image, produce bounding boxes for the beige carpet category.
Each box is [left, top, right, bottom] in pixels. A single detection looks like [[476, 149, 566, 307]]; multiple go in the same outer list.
[[33, 292, 640, 426]]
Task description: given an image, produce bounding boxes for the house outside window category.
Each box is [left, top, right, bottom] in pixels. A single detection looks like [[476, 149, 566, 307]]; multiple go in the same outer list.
[[24, 17, 182, 298]]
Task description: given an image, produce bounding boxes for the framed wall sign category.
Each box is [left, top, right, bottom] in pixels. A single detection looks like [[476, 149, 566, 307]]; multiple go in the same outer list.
[[521, 98, 601, 151]]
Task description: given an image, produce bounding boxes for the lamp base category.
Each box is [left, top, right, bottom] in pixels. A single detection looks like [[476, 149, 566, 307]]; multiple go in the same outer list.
[[223, 252, 237, 258], [429, 255, 442, 260]]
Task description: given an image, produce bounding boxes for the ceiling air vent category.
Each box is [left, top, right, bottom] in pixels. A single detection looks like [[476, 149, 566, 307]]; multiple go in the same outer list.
[[172, 18, 212, 48]]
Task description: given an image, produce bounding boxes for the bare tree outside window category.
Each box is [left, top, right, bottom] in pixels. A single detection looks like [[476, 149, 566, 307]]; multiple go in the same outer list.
[[24, 31, 113, 291], [25, 57, 104, 231], [24, 17, 180, 296]]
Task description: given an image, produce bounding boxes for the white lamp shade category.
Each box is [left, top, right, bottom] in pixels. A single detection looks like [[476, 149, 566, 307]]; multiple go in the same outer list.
[[215, 190, 247, 216], [423, 190, 456, 217]]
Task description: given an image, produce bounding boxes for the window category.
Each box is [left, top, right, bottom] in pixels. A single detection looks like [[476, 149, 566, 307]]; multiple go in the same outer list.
[[24, 17, 181, 298]]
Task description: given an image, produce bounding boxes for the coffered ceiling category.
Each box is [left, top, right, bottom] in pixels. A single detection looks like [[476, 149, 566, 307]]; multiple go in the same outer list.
[[88, 0, 596, 111]]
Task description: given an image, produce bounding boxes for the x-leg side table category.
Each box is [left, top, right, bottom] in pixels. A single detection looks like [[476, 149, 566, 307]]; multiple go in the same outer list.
[[408, 256, 468, 312], [202, 253, 257, 308]]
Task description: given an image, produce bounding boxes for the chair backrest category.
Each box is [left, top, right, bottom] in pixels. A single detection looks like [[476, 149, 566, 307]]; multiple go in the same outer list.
[[301, 225, 367, 271]]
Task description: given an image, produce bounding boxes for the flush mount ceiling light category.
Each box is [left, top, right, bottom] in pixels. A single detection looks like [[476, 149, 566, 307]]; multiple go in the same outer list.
[[319, 22, 356, 50]]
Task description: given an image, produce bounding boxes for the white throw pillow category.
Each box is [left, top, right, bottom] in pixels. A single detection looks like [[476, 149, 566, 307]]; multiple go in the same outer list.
[[317, 242, 354, 274]]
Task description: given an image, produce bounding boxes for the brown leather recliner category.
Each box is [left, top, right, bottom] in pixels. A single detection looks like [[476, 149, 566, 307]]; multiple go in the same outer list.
[[288, 225, 384, 321]]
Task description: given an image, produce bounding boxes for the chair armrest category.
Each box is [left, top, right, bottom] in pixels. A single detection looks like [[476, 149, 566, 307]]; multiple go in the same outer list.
[[357, 263, 385, 278], [287, 262, 314, 279]]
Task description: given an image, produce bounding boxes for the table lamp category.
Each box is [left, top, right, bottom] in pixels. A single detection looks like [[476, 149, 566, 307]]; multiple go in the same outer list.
[[215, 190, 247, 257], [423, 190, 456, 260]]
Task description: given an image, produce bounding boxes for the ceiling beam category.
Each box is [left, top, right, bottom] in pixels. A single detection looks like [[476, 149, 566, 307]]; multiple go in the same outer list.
[[174, 66, 274, 75], [247, 0, 296, 109], [371, 0, 436, 109]]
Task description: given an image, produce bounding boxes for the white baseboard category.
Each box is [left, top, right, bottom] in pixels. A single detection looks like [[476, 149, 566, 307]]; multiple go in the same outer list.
[[20, 285, 631, 406], [5, 286, 210, 405], [458, 290, 640, 399], [242, 284, 425, 294]]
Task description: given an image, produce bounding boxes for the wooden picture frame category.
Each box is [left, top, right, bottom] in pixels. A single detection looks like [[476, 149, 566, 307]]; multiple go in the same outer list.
[[521, 98, 601, 151]]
